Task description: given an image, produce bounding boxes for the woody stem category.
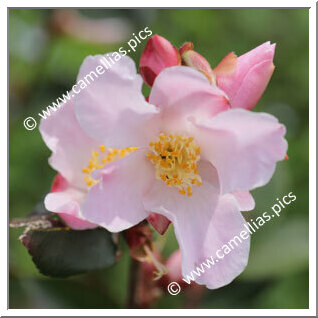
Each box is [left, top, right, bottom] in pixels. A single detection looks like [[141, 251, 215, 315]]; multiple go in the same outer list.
[[126, 257, 140, 308]]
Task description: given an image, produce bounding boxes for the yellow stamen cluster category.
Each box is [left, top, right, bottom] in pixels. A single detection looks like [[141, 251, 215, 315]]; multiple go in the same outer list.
[[147, 134, 202, 196], [82, 145, 138, 188]]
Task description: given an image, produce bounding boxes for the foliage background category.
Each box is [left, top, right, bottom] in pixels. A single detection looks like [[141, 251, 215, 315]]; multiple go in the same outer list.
[[9, 8, 309, 309]]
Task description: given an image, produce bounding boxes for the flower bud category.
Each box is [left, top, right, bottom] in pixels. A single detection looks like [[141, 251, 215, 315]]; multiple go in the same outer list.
[[140, 34, 181, 87], [181, 49, 216, 84], [179, 42, 194, 55], [215, 42, 276, 109]]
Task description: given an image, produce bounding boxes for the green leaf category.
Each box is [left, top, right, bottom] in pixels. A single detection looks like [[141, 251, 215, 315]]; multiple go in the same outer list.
[[241, 217, 308, 280], [253, 271, 309, 308], [20, 227, 117, 278]]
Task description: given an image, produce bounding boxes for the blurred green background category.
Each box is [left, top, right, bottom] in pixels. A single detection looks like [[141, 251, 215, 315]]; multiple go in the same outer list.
[[9, 9, 309, 309]]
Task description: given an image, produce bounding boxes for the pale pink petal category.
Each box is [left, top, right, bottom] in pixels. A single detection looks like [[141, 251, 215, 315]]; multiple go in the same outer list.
[[192, 194, 250, 289], [216, 42, 275, 110], [39, 98, 99, 190], [149, 66, 229, 133], [80, 150, 154, 232], [45, 186, 97, 230], [190, 108, 287, 194], [143, 160, 219, 219], [144, 163, 249, 289], [75, 54, 160, 148], [232, 191, 255, 211]]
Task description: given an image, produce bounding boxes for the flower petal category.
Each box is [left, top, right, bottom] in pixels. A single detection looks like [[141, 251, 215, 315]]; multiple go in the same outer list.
[[80, 150, 154, 232], [183, 194, 250, 289], [144, 162, 250, 289], [190, 108, 287, 194], [232, 191, 255, 211], [75, 54, 160, 148], [149, 66, 229, 133], [143, 160, 220, 220], [40, 99, 99, 189], [45, 180, 97, 230], [216, 42, 275, 110]]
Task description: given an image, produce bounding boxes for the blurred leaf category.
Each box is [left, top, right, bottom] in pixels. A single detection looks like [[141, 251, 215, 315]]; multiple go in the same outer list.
[[21, 227, 117, 278], [200, 280, 269, 309], [9, 276, 118, 309], [242, 217, 308, 280], [10, 199, 55, 229], [45, 36, 117, 85], [253, 271, 309, 309]]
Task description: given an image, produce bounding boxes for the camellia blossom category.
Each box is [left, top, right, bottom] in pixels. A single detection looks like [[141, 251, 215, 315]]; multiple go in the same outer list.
[[64, 43, 287, 288]]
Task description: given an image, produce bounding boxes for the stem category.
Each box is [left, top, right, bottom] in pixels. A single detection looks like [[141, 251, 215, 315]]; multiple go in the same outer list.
[[126, 257, 140, 308]]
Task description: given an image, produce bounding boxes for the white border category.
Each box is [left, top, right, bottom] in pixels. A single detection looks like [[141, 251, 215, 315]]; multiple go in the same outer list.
[[3, 1, 316, 316]]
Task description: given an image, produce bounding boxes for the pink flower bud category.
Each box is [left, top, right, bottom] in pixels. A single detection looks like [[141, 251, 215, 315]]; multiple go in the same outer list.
[[181, 49, 216, 84], [140, 34, 181, 86], [215, 42, 276, 109], [179, 42, 194, 55]]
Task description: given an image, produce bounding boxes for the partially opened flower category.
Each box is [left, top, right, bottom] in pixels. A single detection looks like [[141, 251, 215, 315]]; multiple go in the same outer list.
[[214, 41, 276, 110], [71, 53, 287, 289]]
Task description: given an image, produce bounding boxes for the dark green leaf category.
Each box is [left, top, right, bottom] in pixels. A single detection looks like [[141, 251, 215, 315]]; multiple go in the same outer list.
[[21, 227, 117, 278]]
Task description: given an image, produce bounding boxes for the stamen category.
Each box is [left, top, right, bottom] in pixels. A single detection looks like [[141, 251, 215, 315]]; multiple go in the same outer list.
[[82, 146, 138, 188], [147, 134, 202, 196], [144, 245, 168, 281]]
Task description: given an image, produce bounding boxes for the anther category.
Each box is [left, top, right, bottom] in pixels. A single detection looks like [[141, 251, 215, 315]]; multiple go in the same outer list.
[[147, 134, 202, 196]]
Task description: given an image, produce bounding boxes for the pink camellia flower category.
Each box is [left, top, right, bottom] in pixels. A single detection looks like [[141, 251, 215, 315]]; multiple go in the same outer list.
[[139, 34, 181, 87], [70, 52, 287, 289], [214, 41, 276, 110]]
